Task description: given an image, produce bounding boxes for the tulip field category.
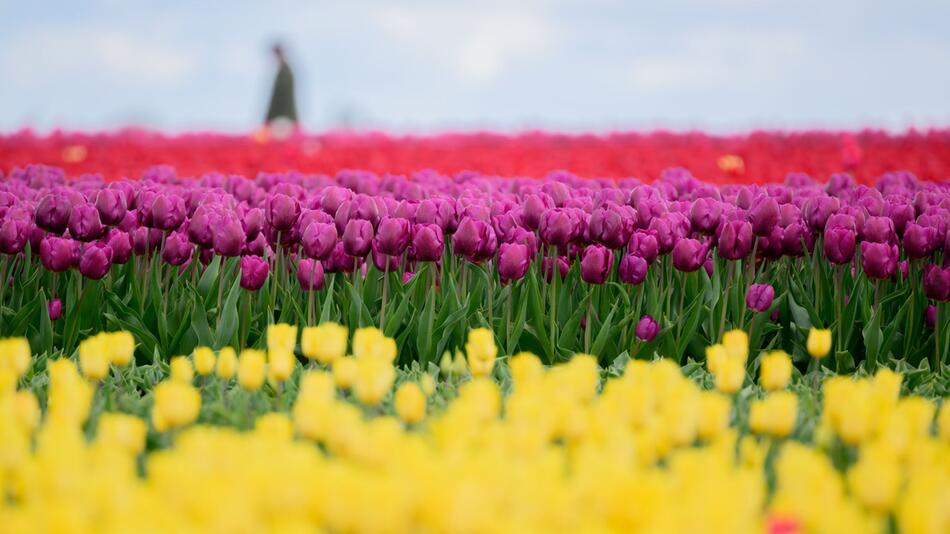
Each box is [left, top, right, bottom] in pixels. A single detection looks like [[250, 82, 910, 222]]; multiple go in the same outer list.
[[2, 130, 950, 532]]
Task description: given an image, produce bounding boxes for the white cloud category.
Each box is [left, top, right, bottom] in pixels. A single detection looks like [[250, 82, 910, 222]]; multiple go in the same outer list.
[[628, 28, 806, 91], [371, 2, 558, 83], [1, 27, 196, 88]]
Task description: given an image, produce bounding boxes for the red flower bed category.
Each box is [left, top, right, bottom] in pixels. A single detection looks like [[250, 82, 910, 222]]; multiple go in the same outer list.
[[2, 128, 949, 183]]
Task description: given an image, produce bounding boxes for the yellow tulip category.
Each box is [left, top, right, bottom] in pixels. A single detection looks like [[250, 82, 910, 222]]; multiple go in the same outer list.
[[759, 351, 792, 391], [192, 346, 216, 376], [238, 349, 267, 391], [807, 328, 832, 359], [169, 356, 194, 384], [394, 382, 426, 424], [216, 347, 238, 379], [301, 322, 348, 364]]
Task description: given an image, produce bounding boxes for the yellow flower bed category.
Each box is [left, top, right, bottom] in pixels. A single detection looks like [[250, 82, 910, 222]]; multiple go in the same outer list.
[[0, 327, 948, 533]]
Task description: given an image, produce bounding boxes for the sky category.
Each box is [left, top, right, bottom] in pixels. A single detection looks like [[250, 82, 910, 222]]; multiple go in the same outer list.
[[1, 0, 949, 134]]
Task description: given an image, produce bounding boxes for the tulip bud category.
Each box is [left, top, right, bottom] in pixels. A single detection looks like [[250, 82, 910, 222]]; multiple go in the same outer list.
[[371, 241, 400, 272], [619, 253, 648, 285], [375, 216, 411, 256], [0, 217, 28, 255], [497, 243, 530, 283], [541, 255, 569, 282], [589, 205, 629, 249], [240, 255, 269, 291], [803, 195, 839, 232], [324, 242, 356, 273], [79, 243, 113, 280], [452, 217, 496, 263], [628, 231, 659, 264], [860, 242, 898, 280], [924, 264, 950, 301], [635, 315, 659, 341], [242, 208, 264, 240], [48, 298, 62, 321], [863, 216, 896, 244], [149, 194, 186, 231], [538, 208, 573, 248], [717, 220, 753, 260], [926, 304, 937, 329], [749, 196, 779, 237], [690, 198, 722, 234], [823, 227, 857, 264], [102, 229, 132, 265], [213, 214, 245, 257], [411, 224, 444, 262], [342, 219, 374, 257], [580, 245, 612, 284], [903, 222, 937, 259], [746, 283, 775, 312], [297, 258, 326, 291], [265, 193, 301, 232], [188, 205, 217, 248], [672, 238, 706, 272], [39, 236, 76, 272], [68, 203, 106, 242], [161, 232, 193, 266], [301, 222, 338, 260], [35, 193, 72, 234], [95, 189, 128, 226]]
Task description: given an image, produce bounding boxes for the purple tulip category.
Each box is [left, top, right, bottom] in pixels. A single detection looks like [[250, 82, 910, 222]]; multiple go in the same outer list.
[[0, 217, 28, 255], [823, 227, 856, 264], [580, 245, 612, 284], [148, 194, 186, 231], [541, 255, 570, 282], [35, 194, 72, 234], [95, 189, 127, 226], [79, 243, 113, 280], [266, 193, 301, 233], [888, 202, 915, 236], [506, 227, 539, 256], [376, 216, 411, 256], [104, 230, 132, 265], [926, 304, 937, 329], [498, 242, 530, 283], [213, 214, 245, 257], [162, 232, 193, 266], [452, 217, 496, 263], [324, 242, 357, 274], [342, 219, 374, 257], [321, 187, 352, 216], [240, 255, 269, 291], [861, 242, 898, 280], [188, 205, 217, 248], [402, 271, 414, 285], [635, 315, 659, 341], [647, 217, 677, 254], [924, 264, 950, 301], [746, 283, 775, 312], [539, 208, 574, 248], [717, 220, 754, 260], [589, 204, 630, 249], [690, 198, 722, 234], [803, 195, 839, 232], [39, 236, 75, 272], [415, 198, 456, 232], [68, 203, 106, 242], [297, 258, 325, 291], [242, 208, 264, 241], [749, 196, 780, 237], [48, 298, 62, 321], [619, 253, 648, 285], [672, 238, 706, 272], [409, 224, 443, 262], [628, 231, 659, 264], [371, 241, 401, 272], [863, 216, 896, 244], [301, 222, 337, 260], [522, 194, 550, 231], [903, 222, 937, 258], [781, 222, 812, 257]]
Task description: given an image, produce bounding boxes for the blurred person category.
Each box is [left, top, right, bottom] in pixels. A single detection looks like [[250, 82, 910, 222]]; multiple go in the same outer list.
[[264, 43, 298, 139]]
